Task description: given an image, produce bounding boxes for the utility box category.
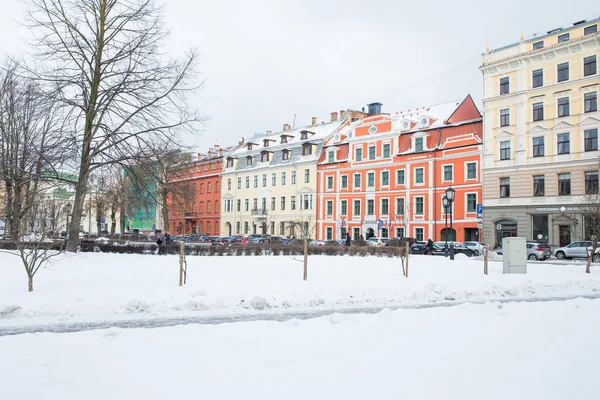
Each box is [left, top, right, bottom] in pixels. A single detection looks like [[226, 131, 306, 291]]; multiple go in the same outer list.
[[502, 237, 527, 274]]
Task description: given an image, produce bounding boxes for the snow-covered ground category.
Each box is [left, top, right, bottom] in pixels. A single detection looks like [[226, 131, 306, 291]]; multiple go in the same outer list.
[[1, 252, 598, 328], [1, 298, 598, 399]]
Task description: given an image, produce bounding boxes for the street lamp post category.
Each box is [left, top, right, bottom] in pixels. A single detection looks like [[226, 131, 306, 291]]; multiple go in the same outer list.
[[443, 195, 449, 257], [64, 203, 72, 237], [445, 187, 456, 261]]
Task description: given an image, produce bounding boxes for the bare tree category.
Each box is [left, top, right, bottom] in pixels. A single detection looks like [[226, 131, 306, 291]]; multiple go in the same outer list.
[[286, 217, 316, 281], [562, 193, 600, 274], [25, 0, 203, 251]]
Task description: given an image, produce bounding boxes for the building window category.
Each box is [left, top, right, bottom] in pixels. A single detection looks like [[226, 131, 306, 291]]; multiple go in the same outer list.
[[533, 102, 544, 121], [500, 177, 510, 198], [414, 137, 424, 152], [253, 198, 257, 210], [500, 108, 510, 127], [585, 171, 599, 194], [271, 197, 276, 211], [532, 69, 543, 88], [304, 169, 310, 183], [282, 149, 290, 160], [466, 162, 477, 180], [381, 228, 389, 239], [368, 146, 376, 160], [381, 171, 389, 186], [261, 152, 270, 162], [355, 148, 362, 161], [302, 144, 312, 156], [354, 173, 361, 189], [557, 97, 569, 117], [207, 201, 211, 213], [237, 199, 241, 212], [500, 77, 509, 95], [226, 159, 234, 168], [533, 137, 545, 157], [245, 177, 250, 189], [533, 175, 545, 197], [533, 41, 544, 50], [381, 199, 389, 215], [280, 222, 285, 235], [227, 179, 232, 190], [367, 172, 375, 187], [262, 174, 267, 187], [557, 133, 570, 154], [291, 196, 296, 210], [281, 172, 286, 185], [300, 132, 308, 140], [415, 167, 424, 184], [558, 33, 570, 43], [353, 200, 361, 216], [415, 228, 424, 242], [215, 200, 219, 212], [244, 199, 249, 211], [415, 197, 424, 215], [500, 141, 511, 160], [208, 182, 212, 193], [291, 171, 296, 184], [261, 198, 266, 210], [584, 25, 598, 35], [341, 200, 347, 215], [271, 173, 276, 186], [300, 194, 313, 210], [443, 165, 453, 182], [253, 175, 258, 188], [200, 183, 204, 193], [396, 227, 405, 238], [236, 222, 240, 234], [557, 63, 569, 82], [584, 56, 597, 77], [383, 143, 391, 158], [237, 178, 241, 189], [244, 222, 249, 234], [396, 198, 405, 215], [558, 173, 571, 195], [246, 156, 253, 166], [585, 129, 598, 151], [585, 92, 598, 112], [200, 202, 204, 213], [367, 199, 374, 215], [396, 169, 405, 185], [466, 194, 477, 213], [327, 151, 335, 163], [341, 175, 348, 189], [327, 176, 334, 190], [326, 227, 333, 240], [326, 200, 333, 216]]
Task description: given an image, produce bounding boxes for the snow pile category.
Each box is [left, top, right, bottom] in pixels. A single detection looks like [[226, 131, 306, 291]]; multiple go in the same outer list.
[[0, 298, 597, 399], [0, 252, 598, 327]]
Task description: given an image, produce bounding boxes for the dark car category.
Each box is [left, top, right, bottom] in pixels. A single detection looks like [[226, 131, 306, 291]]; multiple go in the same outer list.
[[410, 242, 427, 254], [385, 237, 417, 247]]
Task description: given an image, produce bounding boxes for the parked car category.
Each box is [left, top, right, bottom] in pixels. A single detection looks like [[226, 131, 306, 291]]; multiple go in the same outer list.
[[385, 237, 417, 247], [308, 240, 327, 247], [464, 241, 486, 256], [269, 236, 289, 245], [526, 241, 551, 260], [367, 237, 384, 247], [331, 239, 346, 247], [554, 241, 600, 261], [410, 242, 427, 254]]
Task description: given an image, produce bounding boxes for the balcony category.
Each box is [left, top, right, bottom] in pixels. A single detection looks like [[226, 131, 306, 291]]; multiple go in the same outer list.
[[185, 212, 199, 219], [251, 208, 268, 218]]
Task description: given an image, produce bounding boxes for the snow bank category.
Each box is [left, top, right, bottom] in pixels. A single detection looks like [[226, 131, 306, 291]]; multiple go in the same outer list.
[[0, 298, 597, 399], [0, 252, 598, 327]]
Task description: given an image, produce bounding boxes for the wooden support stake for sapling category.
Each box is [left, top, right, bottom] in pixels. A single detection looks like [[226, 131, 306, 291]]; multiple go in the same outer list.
[[179, 241, 184, 286], [405, 241, 409, 278]]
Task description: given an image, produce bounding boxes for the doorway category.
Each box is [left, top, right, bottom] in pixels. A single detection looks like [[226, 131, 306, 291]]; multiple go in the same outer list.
[[366, 228, 375, 239], [559, 225, 571, 247]]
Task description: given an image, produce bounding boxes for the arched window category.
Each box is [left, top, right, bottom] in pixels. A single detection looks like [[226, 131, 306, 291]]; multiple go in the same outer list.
[[215, 200, 219, 213], [199, 221, 204, 233], [207, 221, 211, 234], [208, 182, 212, 193], [207, 201, 211, 213]]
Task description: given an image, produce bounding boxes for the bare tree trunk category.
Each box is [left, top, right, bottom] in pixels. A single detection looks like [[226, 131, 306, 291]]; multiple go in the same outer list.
[[586, 258, 592, 274], [67, 176, 89, 250], [28, 275, 33, 292], [405, 241, 409, 278], [110, 205, 117, 235], [303, 237, 308, 281]]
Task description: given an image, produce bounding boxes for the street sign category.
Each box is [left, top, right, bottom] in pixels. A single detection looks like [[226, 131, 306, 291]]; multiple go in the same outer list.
[[477, 204, 483, 214]]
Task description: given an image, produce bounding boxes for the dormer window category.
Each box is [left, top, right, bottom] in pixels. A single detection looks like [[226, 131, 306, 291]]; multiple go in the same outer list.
[[415, 137, 424, 152], [302, 143, 313, 156], [260, 151, 271, 162], [420, 117, 429, 127], [281, 136, 288, 144], [301, 132, 308, 140], [264, 140, 270, 147], [226, 158, 233, 168], [247, 143, 253, 150], [282, 149, 290, 160], [327, 151, 335, 163], [246, 156, 253, 166]]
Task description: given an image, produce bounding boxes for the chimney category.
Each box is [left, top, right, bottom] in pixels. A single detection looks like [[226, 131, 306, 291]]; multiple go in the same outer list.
[[283, 123, 291, 131], [239, 137, 245, 145], [311, 117, 317, 125], [330, 112, 338, 122], [340, 110, 346, 119], [266, 130, 272, 136], [367, 102, 382, 116], [214, 144, 221, 150], [207, 149, 212, 157]]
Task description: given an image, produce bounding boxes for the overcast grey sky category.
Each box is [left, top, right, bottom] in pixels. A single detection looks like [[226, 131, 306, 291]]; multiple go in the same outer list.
[[0, 0, 597, 151]]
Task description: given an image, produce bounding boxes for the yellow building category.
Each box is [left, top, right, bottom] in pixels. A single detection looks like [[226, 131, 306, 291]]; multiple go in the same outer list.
[[221, 114, 349, 238], [480, 18, 599, 248]]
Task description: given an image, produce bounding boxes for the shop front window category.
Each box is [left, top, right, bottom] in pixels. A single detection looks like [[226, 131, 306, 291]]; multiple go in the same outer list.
[[532, 215, 549, 242]]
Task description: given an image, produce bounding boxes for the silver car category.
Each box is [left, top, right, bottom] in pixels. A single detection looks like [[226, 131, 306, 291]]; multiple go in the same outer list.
[[495, 242, 550, 260], [554, 241, 600, 261]]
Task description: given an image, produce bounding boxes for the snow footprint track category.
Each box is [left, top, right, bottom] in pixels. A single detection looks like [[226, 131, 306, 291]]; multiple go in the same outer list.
[[2, 293, 600, 337]]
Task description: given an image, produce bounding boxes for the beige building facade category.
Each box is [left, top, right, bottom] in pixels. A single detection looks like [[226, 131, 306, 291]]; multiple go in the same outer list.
[[480, 17, 600, 248], [220, 114, 350, 238]]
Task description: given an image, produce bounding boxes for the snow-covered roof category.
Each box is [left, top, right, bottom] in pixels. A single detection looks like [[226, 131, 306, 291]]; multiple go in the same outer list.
[[391, 99, 463, 130]]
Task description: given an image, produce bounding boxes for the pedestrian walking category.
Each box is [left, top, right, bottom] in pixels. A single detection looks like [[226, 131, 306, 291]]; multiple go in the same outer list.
[[345, 232, 351, 247], [426, 238, 434, 255]]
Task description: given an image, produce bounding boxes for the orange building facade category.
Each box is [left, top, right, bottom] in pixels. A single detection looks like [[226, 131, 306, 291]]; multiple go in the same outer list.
[[168, 146, 232, 236], [316, 96, 483, 242]]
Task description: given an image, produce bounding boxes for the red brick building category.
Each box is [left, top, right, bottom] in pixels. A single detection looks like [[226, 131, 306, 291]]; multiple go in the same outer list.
[[317, 96, 483, 242], [168, 145, 232, 236]]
